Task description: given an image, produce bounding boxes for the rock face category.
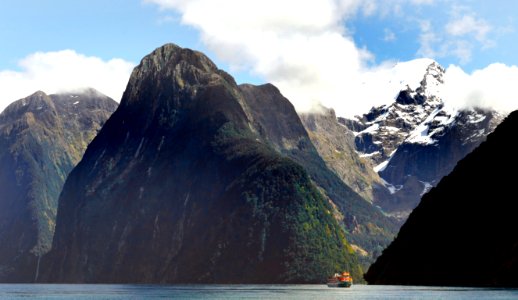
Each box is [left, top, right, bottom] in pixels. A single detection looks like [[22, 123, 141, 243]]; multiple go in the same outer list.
[[342, 62, 503, 220], [299, 107, 388, 204], [0, 90, 117, 282], [365, 110, 518, 287], [40, 44, 385, 283]]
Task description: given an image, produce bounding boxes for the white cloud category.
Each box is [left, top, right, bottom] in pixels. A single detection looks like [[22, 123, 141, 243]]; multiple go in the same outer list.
[[417, 6, 495, 65], [146, 0, 518, 118], [446, 15, 491, 42], [449, 40, 473, 64], [441, 63, 518, 113], [0, 50, 134, 112], [145, 0, 369, 115]]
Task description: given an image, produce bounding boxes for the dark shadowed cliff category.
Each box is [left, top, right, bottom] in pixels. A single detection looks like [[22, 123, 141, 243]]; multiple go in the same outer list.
[[41, 44, 367, 283], [0, 90, 117, 282], [365, 110, 518, 287]]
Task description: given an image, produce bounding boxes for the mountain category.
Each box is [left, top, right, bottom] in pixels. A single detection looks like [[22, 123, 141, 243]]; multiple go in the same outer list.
[[365, 110, 518, 287], [238, 86, 398, 266], [0, 90, 117, 282], [299, 107, 386, 204], [342, 61, 503, 220], [39, 44, 395, 283]]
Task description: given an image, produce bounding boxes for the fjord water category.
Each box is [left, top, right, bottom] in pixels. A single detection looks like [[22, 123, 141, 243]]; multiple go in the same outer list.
[[1, 285, 517, 299]]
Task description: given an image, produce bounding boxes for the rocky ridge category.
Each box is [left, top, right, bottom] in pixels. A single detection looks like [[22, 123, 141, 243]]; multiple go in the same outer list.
[[342, 62, 503, 219]]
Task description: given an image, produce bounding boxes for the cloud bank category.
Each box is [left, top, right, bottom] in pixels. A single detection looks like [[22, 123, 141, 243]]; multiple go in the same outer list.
[[442, 63, 518, 113], [145, 0, 372, 115], [0, 50, 134, 112], [146, 0, 518, 117]]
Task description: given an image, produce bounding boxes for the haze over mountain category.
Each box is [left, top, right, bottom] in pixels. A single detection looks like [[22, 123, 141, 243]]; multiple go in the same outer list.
[[0, 90, 117, 282], [365, 110, 518, 287], [38, 44, 400, 283]]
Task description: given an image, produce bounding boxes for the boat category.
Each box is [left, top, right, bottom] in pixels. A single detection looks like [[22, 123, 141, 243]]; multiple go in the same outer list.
[[327, 271, 353, 288]]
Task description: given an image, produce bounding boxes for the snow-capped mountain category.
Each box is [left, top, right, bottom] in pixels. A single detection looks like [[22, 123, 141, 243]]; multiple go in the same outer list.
[[341, 61, 503, 220]]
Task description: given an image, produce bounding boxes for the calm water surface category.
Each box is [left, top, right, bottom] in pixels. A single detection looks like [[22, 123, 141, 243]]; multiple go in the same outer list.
[[0, 284, 517, 299]]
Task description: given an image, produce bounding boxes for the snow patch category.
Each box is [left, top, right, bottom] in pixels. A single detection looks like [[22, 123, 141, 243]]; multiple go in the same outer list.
[[386, 183, 403, 194], [468, 114, 486, 124], [373, 110, 390, 123], [73, 101, 80, 105], [359, 123, 380, 135], [380, 178, 403, 195], [374, 149, 397, 173], [374, 160, 389, 173], [359, 151, 380, 158], [420, 181, 433, 196], [383, 126, 400, 133], [406, 107, 450, 145], [406, 123, 431, 144]]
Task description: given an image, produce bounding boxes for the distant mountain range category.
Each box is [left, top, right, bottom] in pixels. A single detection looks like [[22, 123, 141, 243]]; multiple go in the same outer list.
[[365, 110, 518, 287], [0, 90, 117, 282]]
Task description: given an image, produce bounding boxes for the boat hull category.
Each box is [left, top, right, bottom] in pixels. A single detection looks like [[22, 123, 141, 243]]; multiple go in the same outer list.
[[327, 281, 352, 288]]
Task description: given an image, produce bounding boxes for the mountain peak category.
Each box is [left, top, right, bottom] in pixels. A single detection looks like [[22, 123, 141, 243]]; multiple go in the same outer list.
[[394, 61, 444, 107], [139, 43, 218, 75], [1, 91, 55, 122], [122, 44, 237, 115], [341, 57, 503, 220], [417, 61, 445, 97], [31, 90, 48, 97]]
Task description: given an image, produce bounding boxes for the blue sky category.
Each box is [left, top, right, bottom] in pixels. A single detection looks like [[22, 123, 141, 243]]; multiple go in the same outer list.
[[1, 0, 517, 116], [0, 1, 189, 68], [349, 1, 517, 70]]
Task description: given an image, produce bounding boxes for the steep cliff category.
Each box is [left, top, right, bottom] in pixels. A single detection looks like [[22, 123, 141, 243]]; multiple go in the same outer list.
[[365, 110, 518, 287], [0, 90, 117, 282]]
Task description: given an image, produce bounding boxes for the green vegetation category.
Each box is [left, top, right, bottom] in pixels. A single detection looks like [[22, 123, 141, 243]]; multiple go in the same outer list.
[[214, 122, 362, 282]]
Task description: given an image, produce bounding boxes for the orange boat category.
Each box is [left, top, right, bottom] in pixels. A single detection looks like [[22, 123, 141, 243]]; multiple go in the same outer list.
[[327, 271, 353, 288]]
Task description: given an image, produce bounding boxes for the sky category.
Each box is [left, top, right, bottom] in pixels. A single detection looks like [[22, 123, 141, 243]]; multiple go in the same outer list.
[[1, 0, 517, 117]]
